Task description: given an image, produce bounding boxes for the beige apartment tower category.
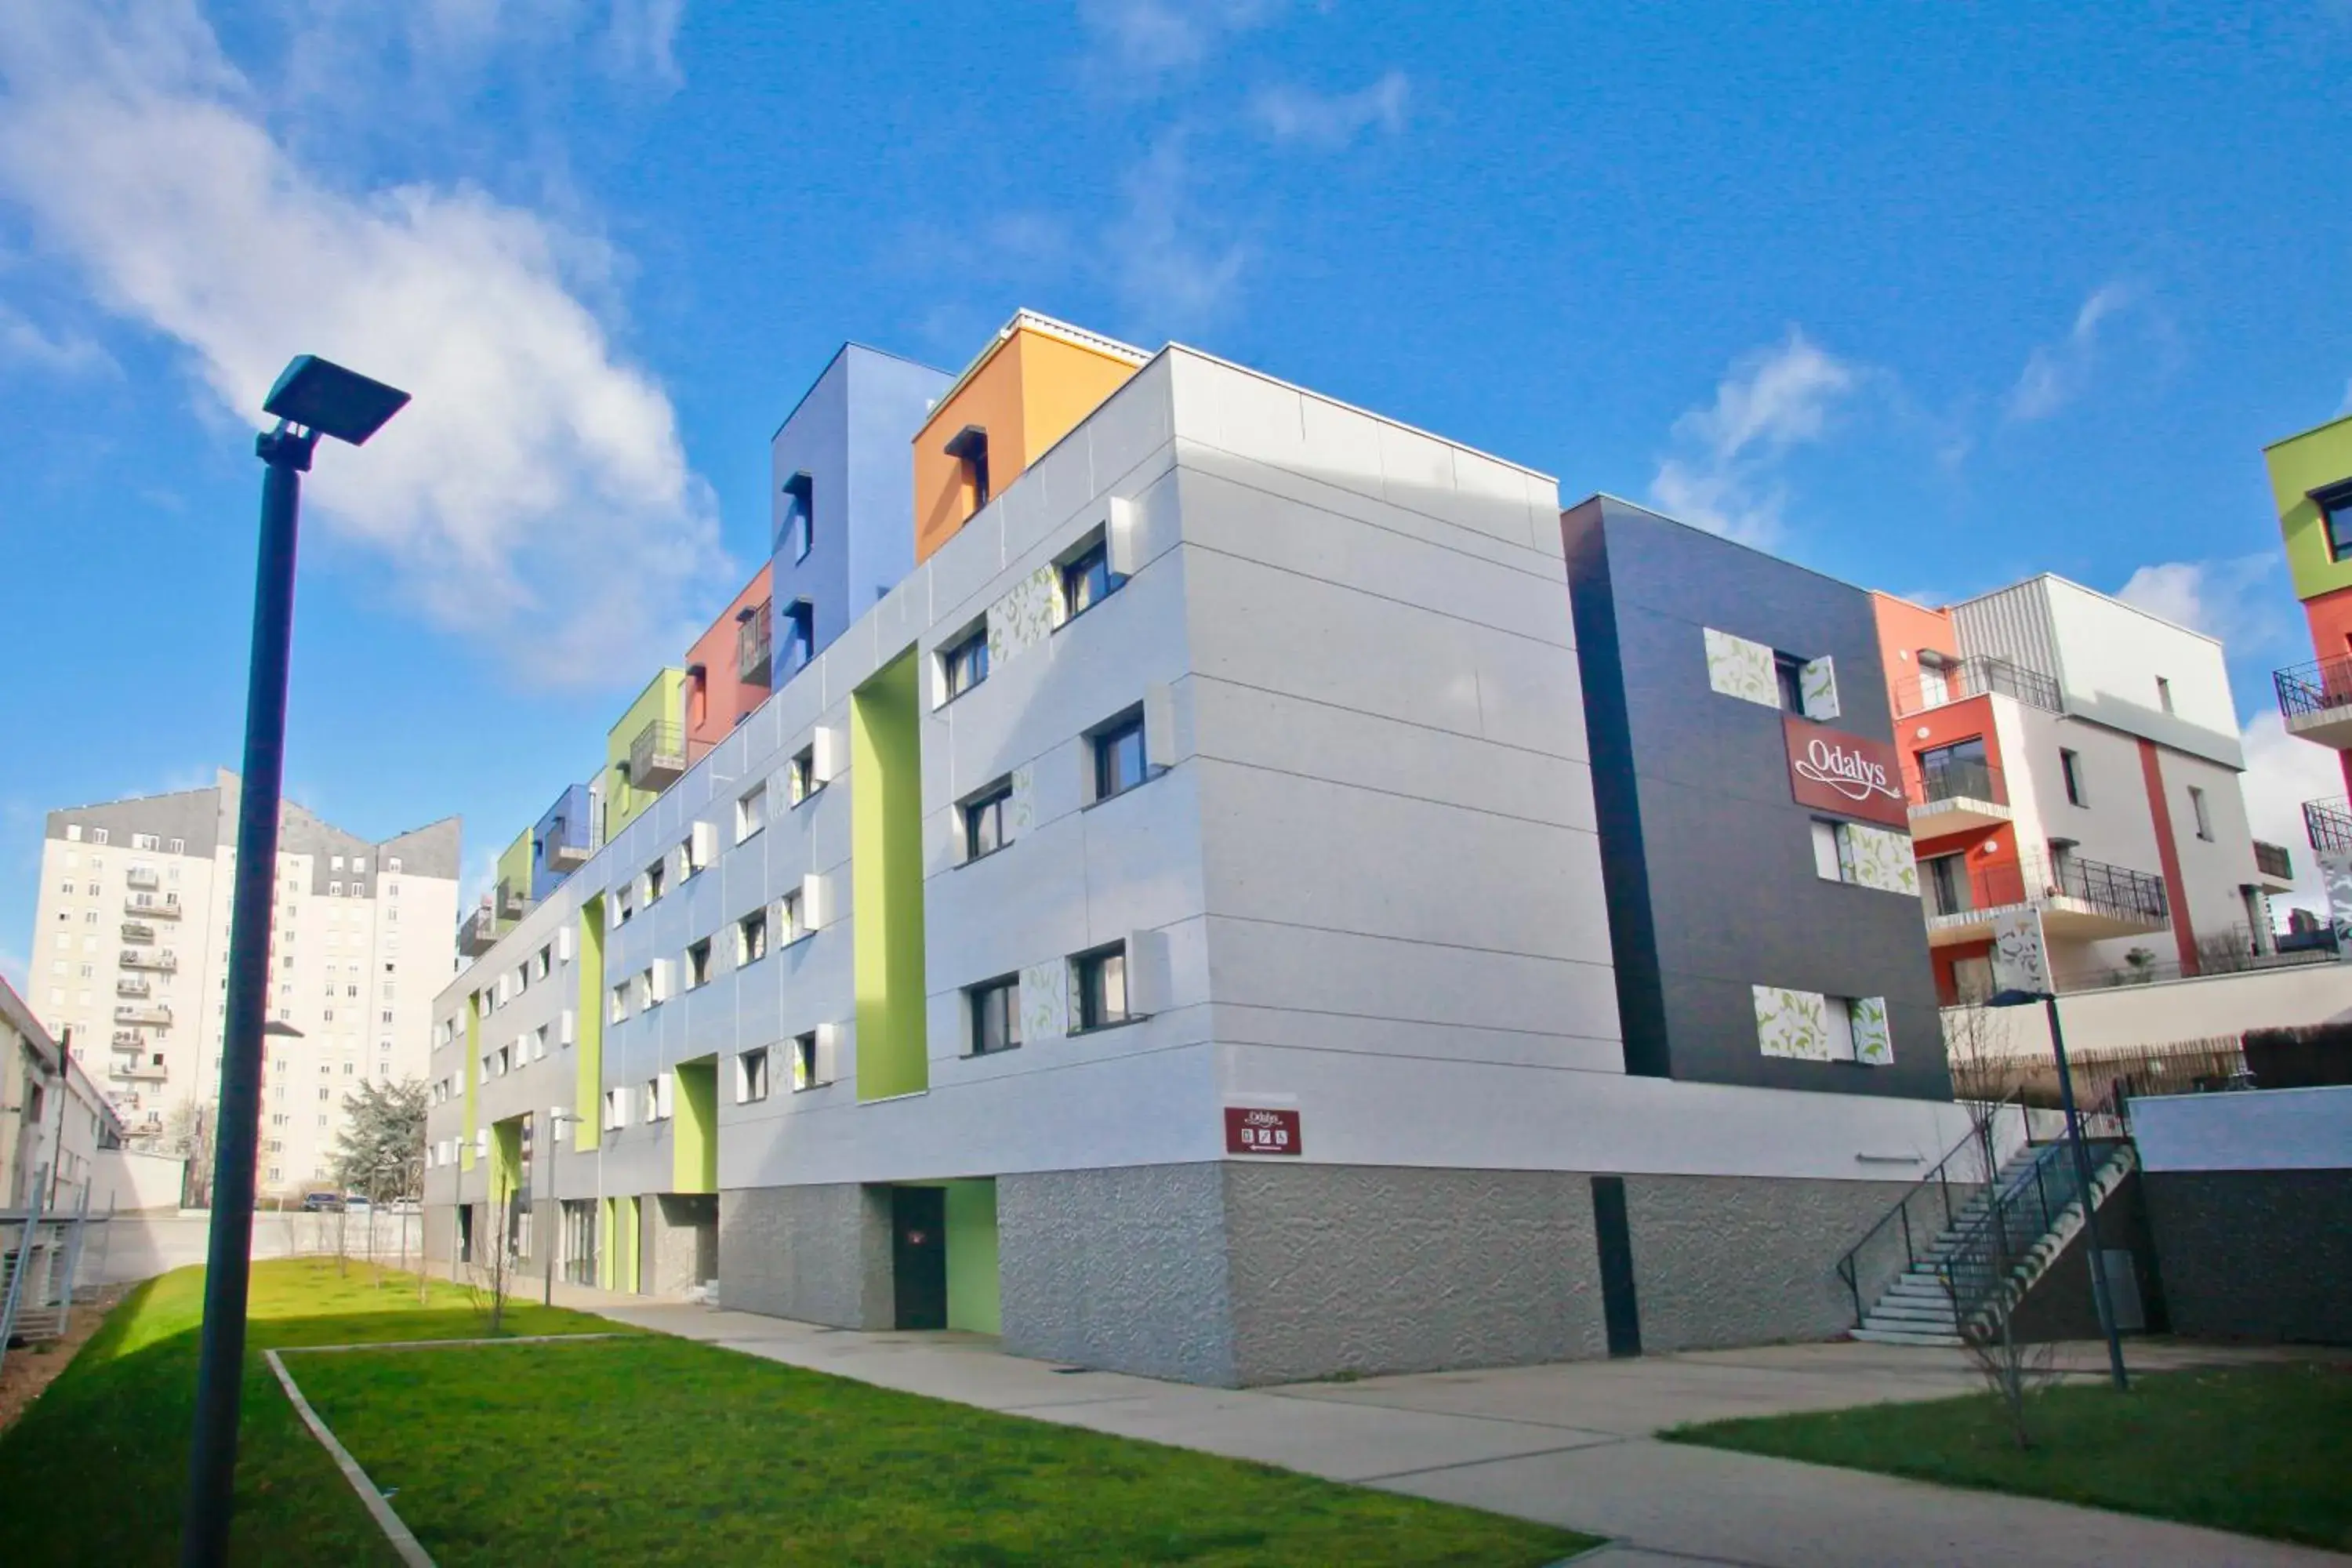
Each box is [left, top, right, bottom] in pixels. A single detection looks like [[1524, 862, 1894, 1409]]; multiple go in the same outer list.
[[28, 771, 458, 1197]]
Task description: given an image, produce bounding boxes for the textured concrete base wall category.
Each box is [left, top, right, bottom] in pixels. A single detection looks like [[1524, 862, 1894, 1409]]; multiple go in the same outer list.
[[998, 1163, 1236, 1385], [1223, 1163, 1609, 1385], [645, 1194, 717, 1294], [1622, 1174, 1918, 1352], [2146, 1169, 2352, 1345], [422, 1204, 455, 1265], [718, 1183, 891, 1327]]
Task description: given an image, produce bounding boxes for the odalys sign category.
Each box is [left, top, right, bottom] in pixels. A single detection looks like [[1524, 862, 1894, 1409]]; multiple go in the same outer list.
[[1782, 716, 1909, 829]]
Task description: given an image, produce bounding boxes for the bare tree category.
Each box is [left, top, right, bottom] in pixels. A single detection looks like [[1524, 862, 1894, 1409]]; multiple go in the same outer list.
[[162, 1100, 216, 1210], [463, 1195, 520, 1336], [1941, 1002, 2060, 1447]]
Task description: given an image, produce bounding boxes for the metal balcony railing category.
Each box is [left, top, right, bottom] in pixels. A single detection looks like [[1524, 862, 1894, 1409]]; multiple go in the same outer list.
[[457, 904, 498, 958], [739, 606, 773, 685], [113, 1004, 172, 1026], [629, 719, 689, 790], [2274, 655, 2352, 724], [121, 920, 156, 944], [1893, 655, 2063, 719], [1916, 756, 2005, 807], [115, 977, 152, 999], [123, 897, 182, 919], [125, 867, 160, 890], [1923, 850, 2169, 926], [111, 1029, 145, 1050], [2254, 840, 2294, 882], [495, 878, 529, 920], [120, 949, 177, 971], [541, 814, 591, 870], [2304, 797, 2352, 856]]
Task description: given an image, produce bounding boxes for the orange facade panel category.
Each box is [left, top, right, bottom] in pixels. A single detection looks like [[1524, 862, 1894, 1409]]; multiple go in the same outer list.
[[684, 562, 774, 750], [913, 319, 1145, 564], [1869, 591, 1959, 717]]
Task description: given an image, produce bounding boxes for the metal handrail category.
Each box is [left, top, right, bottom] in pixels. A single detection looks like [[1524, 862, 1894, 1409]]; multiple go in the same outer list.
[[2254, 840, 2294, 881], [1922, 850, 2168, 926], [2304, 797, 2352, 855], [2274, 655, 2352, 721], [1834, 1091, 2022, 1325], [1933, 1135, 2130, 1330], [1893, 655, 2063, 718], [1916, 756, 2005, 807]]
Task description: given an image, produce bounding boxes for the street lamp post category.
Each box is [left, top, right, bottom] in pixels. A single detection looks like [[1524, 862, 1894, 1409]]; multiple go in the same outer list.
[[180, 357, 409, 1568], [545, 1109, 582, 1307]]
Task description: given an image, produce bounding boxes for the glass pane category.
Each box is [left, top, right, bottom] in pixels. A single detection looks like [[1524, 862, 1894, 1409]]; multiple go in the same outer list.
[[2328, 499, 2352, 561], [1101, 953, 1126, 1021]]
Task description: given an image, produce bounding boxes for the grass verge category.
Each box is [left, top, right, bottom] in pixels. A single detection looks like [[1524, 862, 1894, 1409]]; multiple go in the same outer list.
[[0, 1258, 617, 1566], [1665, 1361, 2352, 1552], [3, 1259, 1594, 1565]]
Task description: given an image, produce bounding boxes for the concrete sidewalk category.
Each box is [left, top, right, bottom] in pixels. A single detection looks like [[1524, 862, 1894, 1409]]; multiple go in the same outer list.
[[587, 1298, 2343, 1567]]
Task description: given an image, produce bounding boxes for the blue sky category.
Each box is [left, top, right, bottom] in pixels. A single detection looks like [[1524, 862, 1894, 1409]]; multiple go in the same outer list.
[[2, 0, 2350, 977]]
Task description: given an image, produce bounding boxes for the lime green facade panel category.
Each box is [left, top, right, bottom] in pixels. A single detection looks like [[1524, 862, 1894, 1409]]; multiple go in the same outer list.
[[2265, 414, 2352, 604], [673, 1057, 717, 1194], [851, 649, 928, 1101], [944, 1180, 1001, 1334], [575, 900, 605, 1152]]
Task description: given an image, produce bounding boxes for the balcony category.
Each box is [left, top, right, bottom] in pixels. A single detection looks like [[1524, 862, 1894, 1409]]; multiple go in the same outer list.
[[121, 920, 157, 944], [2303, 797, 2352, 856], [629, 719, 689, 792], [1908, 757, 2010, 840], [111, 1029, 147, 1050], [543, 813, 591, 871], [115, 976, 153, 999], [124, 896, 181, 919], [1922, 850, 2169, 945], [120, 948, 177, 972], [457, 903, 499, 958], [1893, 655, 2063, 719], [738, 604, 773, 687], [113, 1003, 172, 1027], [495, 877, 530, 921], [125, 866, 160, 890], [2253, 839, 2296, 892], [109, 1061, 168, 1083], [2274, 656, 2352, 750]]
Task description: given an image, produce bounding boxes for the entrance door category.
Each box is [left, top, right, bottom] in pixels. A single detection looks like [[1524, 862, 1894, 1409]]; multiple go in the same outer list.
[[891, 1187, 948, 1330]]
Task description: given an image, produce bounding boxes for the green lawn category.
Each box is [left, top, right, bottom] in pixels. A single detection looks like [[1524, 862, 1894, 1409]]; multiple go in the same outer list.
[[1666, 1361, 2352, 1552], [1, 1260, 1593, 1566]]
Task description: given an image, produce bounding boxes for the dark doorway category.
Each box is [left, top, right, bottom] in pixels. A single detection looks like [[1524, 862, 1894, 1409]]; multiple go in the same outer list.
[[456, 1203, 474, 1265], [891, 1186, 947, 1330], [1591, 1175, 1642, 1358]]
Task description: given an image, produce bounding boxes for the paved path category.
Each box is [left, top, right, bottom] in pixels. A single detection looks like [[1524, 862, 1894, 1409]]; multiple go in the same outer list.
[[580, 1296, 2343, 1567]]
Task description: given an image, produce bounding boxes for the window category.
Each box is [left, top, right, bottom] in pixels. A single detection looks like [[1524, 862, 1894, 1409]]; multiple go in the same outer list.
[[2155, 676, 2174, 715], [738, 1047, 770, 1103], [737, 908, 769, 965], [1809, 820, 1849, 883], [946, 424, 990, 512], [90, 828, 107, 844], [1773, 652, 1807, 715], [1061, 539, 1120, 619], [534, 945, 551, 982], [789, 746, 817, 804], [780, 887, 807, 944], [133, 833, 159, 851], [1922, 852, 1971, 917], [736, 782, 768, 844], [782, 471, 814, 562], [637, 966, 662, 1011], [644, 1076, 670, 1122], [2187, 785, 2212, 841], [940, 623, 989, 701], [782, 600, 815, 675], [1821, 997, 1859, 1062], [1091, 713, 1149, 803], [609, 982, 629, 1024], [615, 884, 635, 926], [168, 837, 183, 855], [968, 976, 1021, 1055], [1073, 944, 1130, 1033], [791, 1030, 821, 1091], [687, 938, 712, 989], [963, 782, 1011, 860], [604, 1087, 626, 1131], [2059, 748, 2087, 807], [644, 858, 665, 905]]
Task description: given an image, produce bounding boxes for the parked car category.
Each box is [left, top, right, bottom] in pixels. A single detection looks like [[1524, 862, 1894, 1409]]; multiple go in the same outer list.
[[342, 1195, 372, 1215], [299, 1191, 343, 1212], [388, 1198, 421, 1215]]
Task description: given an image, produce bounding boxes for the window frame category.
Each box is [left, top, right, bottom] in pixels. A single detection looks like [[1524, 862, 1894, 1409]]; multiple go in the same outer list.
[[1090, 711, 1149, 804], [939, 622, 990, 702], [1071, 943, 1132, 1034], [2187, 785, 2212, 841], [967, 975, 1022, 1056], [2059, 748, 2088, 808], [960, 781, 1012, 862], [738, 1046, 769, 1104], [782, 471, 815, 563], [1058, 538, 1122, 623], [686, 937, 713, 990], [736, 907, 770, 967], [791, 1030, 821, 1092], [736, 782, 768, 844], [789, 746, 818, 807]]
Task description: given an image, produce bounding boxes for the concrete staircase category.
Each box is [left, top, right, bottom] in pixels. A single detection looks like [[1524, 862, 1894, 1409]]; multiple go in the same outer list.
[[1851, 1139, 2137, 1348]]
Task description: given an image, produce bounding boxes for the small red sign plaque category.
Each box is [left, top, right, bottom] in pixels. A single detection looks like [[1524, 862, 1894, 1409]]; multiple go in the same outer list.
[[1225, 1106, 1302, 1156], [1782, 716, 1910, 830]]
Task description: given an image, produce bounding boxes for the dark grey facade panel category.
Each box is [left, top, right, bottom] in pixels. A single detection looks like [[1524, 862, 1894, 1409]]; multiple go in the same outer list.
[[2144, 1169, 2352, 1345], [45, 782, 224, 858], [1562, 496, 1951, 1102]]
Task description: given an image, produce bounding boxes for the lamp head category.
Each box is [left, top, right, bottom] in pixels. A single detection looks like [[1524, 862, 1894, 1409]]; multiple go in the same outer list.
[[1987, 988, 2044, 1009], [263, 355, 411, 446]]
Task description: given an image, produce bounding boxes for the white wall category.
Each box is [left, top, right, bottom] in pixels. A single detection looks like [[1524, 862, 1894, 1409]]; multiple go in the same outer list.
[[1955, 960, 2352, 1058], [2041, 576, 2244, 768], [93, 1148, 187, 1210]]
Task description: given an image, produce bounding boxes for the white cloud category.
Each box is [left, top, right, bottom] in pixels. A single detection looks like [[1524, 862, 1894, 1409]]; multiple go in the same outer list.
[[0, 300, 116, 376], [1650, 328, 1859, 546], [1251, 71, 1409, 149], [1077, 0, 1281, 81], [0, 0, 727, 688], [2239, 709, 2343, 916], [1112, 133, 1247, 332], [2006, 282, 2135, 422], [2113, 555, 2287, 655]]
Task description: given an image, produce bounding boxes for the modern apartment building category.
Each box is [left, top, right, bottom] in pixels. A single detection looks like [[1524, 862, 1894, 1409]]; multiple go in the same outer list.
[[1869, 579, 2285, 1002], [426, 314, 1973, 1386], [27, 773, 459, 1194], [1563, 497, 1948, 1098], [3, 976, 118, 1210], [2261, 412, 2352, 894]]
